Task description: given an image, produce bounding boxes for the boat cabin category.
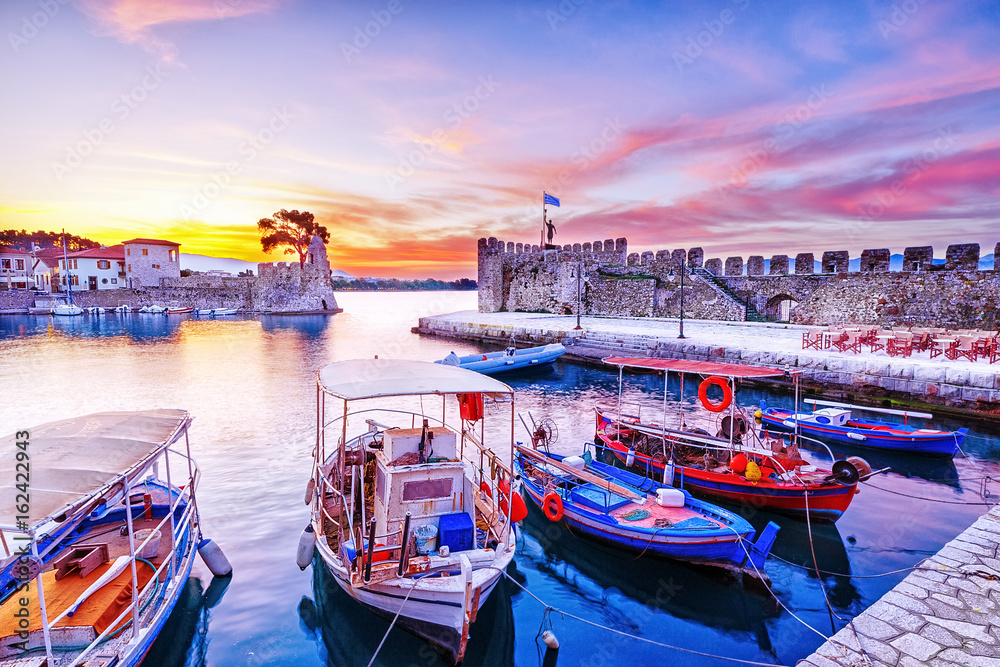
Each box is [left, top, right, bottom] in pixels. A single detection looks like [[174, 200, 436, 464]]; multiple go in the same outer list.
[[373, 426, 475, 553], [805, 408, 851, 426]]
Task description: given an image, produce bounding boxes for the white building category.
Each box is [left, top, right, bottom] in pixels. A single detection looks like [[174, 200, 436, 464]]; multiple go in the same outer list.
[[123, 238, 181, 288], [0, 247, 33, 290], [63, 245, 126, 290]]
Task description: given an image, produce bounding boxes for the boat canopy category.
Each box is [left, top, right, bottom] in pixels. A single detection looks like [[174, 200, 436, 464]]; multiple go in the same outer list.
[[602, 357, 785, 378], [0, 409, 190, 530], [317, 359, 514, 401]]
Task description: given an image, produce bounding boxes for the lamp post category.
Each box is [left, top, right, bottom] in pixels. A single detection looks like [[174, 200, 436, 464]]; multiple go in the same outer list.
[[678, 260, 686, 339], [573, 262, 588, 330]]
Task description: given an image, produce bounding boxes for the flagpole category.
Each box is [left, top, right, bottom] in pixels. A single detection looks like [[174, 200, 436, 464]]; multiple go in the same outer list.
[[541, 192, 547, 249]]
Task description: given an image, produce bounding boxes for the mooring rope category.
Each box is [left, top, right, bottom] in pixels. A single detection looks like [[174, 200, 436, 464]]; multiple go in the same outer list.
[[366, 580, 419, 667], [861, 480, 997, 505]]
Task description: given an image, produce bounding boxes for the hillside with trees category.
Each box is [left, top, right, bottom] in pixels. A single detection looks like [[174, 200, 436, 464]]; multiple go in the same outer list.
[[0, 229, 101, 251], [331, 277, 476, 291]]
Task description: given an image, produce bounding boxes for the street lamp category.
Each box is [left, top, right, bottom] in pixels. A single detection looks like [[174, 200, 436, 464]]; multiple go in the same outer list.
[[669, 261, 687, 339], [572, 263, 588, 330]]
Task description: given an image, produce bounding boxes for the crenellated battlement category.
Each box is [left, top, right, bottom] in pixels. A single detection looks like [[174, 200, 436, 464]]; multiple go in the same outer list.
[[478, 235, 1000, 327]]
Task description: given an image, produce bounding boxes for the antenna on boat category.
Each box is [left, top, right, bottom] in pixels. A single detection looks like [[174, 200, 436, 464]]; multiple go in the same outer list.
[[418, 418, 429, 464], [62, 229, 74, 306]]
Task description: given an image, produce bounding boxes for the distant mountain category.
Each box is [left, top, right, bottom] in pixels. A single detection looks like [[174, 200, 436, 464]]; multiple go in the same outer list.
[[332, 269, 356, 279], [180, 253, 355, 278], [180, 253, 259, 274]]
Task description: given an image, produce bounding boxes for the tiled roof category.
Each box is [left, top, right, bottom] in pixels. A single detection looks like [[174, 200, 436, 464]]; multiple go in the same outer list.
[[121, 238, 180, 247], [69, 245, 126, 260]]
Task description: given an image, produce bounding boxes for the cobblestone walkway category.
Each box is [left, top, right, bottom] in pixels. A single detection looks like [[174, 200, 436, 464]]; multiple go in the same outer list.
[[798, 506, 1000, 666]]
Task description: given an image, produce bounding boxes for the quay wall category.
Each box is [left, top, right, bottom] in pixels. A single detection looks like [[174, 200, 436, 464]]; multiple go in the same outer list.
[[800, 505, 1000, 666], [478, 237, 1000, 328], [416, 315, 1000, 410]]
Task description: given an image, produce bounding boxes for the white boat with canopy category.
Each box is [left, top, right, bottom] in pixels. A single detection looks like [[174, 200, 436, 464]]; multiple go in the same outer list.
[[303, 359, 521, 665], [0, 410, 230, 666]]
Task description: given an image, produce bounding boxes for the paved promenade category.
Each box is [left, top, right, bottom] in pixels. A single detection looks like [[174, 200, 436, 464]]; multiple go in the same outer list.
[[799, 505, 1000, 667], [416, 311, 1000, 411]]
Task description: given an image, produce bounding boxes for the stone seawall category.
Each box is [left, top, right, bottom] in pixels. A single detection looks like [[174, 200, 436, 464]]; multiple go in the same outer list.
[[416, 311, 1000, 412]]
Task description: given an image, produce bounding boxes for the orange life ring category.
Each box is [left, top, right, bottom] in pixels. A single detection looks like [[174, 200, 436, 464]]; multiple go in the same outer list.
[[698, 376, 732, 413], [542, 492, 563, 522]]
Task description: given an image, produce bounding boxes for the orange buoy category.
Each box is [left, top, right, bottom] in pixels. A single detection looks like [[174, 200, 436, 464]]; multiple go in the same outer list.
[[542, 492, 564, 522], [730, 453, 748, 473], [698, 376, 732, 413], [480, 481, 492, 498]]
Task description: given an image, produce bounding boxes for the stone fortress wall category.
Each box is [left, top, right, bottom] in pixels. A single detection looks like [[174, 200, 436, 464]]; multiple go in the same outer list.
[[478, 237, 999, 328]]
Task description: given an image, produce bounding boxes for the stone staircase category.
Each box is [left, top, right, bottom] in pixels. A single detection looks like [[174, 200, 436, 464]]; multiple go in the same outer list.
[[689, 266, 767, 321]]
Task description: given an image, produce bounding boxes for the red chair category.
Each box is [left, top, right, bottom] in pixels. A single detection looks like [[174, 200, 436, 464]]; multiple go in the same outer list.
[[834, 331, 863, 354], [802, 329, 823, 350], [929, 337, 955, 359], [870, 331, 893, 354], [946, 336, 978, 362], [887, 333, 913, 358]]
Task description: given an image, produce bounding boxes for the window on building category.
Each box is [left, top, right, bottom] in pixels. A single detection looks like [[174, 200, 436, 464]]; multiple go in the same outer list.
[[101, 278, 108, 284], [72, 275, 79, 286], [97, 260, 110, 270], [142, 249, 149, 256], [1, 259, 10, 269], [126, 247, 131, 256], [127, 264, 131, 272], [14, 259, 24, 271], [111, 278, 117, 284], [169, 249, 176, 261], [70, 259, 77, 269], [152, 264, 160, 269]]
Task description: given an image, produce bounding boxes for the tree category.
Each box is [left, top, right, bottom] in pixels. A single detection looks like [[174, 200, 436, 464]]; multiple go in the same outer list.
[[257, 209, 330, 267]]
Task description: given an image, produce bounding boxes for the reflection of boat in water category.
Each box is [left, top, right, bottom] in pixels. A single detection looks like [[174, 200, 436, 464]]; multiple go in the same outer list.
[[299, 554, 514, 666], [258, 314, 331, 335], [517, 500, 781, 651], [143, 576, 231, 667]]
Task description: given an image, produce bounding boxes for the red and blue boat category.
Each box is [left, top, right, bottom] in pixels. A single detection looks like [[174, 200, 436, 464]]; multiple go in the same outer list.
[[514, 444, 779, 575], [759, 399, 967, 458], [597, 358, 870, 523]]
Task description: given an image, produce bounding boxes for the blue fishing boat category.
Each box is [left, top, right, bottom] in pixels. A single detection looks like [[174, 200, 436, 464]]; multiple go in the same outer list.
[[436, 343, 565, 375], [514, 444, 779, 575], [760, 399, 966, 457]]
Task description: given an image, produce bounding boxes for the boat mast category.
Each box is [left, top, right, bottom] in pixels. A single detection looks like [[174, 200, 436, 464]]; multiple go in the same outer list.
[[62, 230, 73, 305]]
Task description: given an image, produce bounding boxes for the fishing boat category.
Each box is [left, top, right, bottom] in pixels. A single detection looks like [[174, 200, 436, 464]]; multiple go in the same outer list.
[[759, 399, 967, 458], [195, 308, 238, 317], [436, 343, 565, 375], [514, 444, 779, 575], [50, 303, 83, 316], [595, 358, 874, 522], [0, 410, 232, 666], [85, 306, 106, 315], [166, 306, 193, 314], [51, 232, 83, 317], [302, 359, 522, 664], [114, 305, 131, 314]]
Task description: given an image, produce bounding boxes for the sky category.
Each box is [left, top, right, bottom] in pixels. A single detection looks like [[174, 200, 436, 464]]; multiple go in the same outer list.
[[1, 0, 998, 279]]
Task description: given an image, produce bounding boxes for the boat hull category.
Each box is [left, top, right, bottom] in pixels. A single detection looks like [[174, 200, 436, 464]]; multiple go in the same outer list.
[[600, 436, 856, 522], [438, 344, 565, 375], [314, 538, 509, 665], [760, 409, 964, 457], [518, 474, 753, 564]]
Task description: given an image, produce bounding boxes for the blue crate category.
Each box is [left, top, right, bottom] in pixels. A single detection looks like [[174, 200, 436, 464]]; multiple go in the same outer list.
[[571, 484, 631, 512], [437, 512, 474, 553]]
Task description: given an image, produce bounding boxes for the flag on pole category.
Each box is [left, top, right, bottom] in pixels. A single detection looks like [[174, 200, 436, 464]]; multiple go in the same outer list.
[[543, 193, 560, 207]]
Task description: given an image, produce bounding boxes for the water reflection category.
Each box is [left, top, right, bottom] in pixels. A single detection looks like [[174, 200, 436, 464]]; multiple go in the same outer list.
[[258, 314, 333, 336], [299, 556, 515, 666], [144, 576, 232, 667], [518, 502, 780, 651]]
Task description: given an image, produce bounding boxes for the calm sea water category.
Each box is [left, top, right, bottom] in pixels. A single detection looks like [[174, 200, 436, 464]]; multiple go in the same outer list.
[[2, 291, 999, 667]]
